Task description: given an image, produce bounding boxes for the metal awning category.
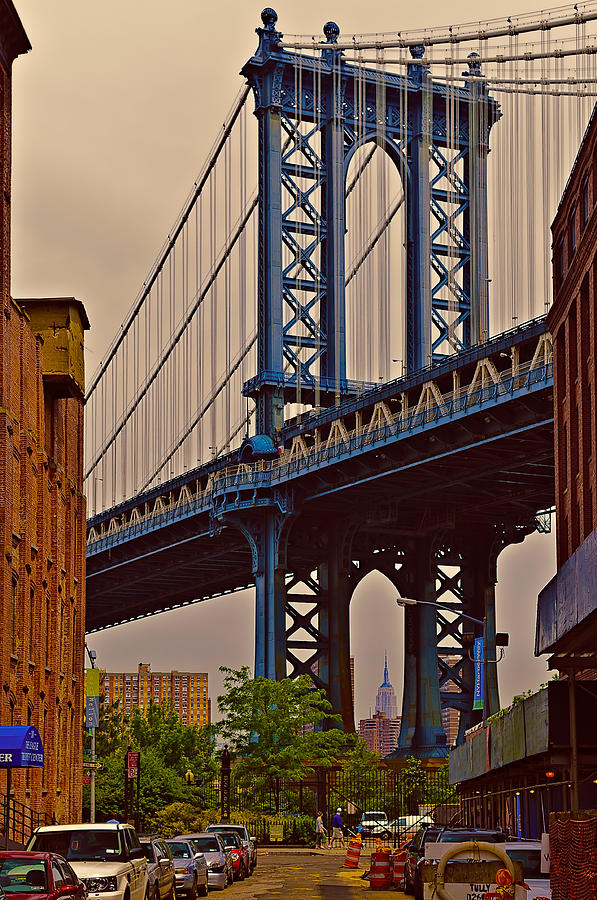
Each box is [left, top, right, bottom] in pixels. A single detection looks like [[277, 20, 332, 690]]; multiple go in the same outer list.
[[0, 726, 44, 767]]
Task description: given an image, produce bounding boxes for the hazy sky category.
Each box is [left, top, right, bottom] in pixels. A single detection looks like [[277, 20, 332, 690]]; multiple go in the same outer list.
[[10, 0, 557, 722]]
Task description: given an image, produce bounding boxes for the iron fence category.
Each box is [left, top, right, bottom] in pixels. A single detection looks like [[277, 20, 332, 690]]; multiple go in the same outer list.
[[184, 764, 460, 845], [0, 793, 54, 849]]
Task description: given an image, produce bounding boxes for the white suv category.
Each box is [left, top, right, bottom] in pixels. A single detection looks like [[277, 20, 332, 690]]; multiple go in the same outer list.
[[27, 823, 148, 900]]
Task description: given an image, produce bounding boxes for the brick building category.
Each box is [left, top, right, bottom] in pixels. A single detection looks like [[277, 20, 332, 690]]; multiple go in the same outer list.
[[101, 664, 210, 727], [358, 710, 402, 757], [0, 0, 89, 827]]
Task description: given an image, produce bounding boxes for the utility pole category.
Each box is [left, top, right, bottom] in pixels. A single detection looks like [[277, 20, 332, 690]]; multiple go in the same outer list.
[[85, 647, 98, 824]]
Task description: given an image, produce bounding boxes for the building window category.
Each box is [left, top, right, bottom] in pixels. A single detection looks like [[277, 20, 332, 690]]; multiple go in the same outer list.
[[29, 585, 35, 660], [554, 236, 565, 292], [569, 208, 577, 258], [45, 596, 50, 667], [59, 601, 65, 673], [581, 175, 590, 231], [11, 577, 18, 655], [71, 606, 77, 674]]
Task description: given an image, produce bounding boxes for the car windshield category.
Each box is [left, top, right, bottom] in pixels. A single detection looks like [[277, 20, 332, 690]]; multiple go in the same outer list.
[[139, 843, 154, 861], [363, 813, 386, 820], [167, 842, 192, 859], [219, 835, 241, 849], [29, 830, 123, 861], [439, 832, 506, 843], [506, 849, 545, 879], [191, 840, 220, 853], [421, 829, 442, 847], [0, 860, 48, 894]]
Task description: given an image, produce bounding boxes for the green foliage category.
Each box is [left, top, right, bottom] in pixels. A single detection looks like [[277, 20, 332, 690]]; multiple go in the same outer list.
[[217, 666, 356, 811], [83, 700, 217, 823]]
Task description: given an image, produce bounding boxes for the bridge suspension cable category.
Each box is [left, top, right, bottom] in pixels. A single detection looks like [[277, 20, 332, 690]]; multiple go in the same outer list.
[[281, 2, 597, 51], [86, 3, 597, 516]]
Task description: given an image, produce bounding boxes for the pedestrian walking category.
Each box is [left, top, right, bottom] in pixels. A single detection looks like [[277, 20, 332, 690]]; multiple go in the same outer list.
[[315, 811, 328, 849], [329, 808, 346, 849]]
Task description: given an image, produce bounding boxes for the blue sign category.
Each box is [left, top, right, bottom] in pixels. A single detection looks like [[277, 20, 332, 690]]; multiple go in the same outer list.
[[0, 726, 44, 768], [473, 637, 484, 711], [86, 697, 100, 729]]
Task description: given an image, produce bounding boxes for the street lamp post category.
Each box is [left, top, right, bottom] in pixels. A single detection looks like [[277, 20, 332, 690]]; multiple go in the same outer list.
[[396, 595, 508, 727]]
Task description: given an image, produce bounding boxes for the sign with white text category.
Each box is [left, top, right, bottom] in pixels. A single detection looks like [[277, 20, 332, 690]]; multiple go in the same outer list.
[[473, 637, 484, 710]]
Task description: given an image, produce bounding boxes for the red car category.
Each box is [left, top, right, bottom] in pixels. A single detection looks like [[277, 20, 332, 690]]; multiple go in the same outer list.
[[214, 833, 250, 881], [0, 851, 87, 900]]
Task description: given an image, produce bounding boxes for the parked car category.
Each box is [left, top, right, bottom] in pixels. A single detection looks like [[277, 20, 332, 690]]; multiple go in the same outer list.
[[205, 826, 256, 873], [505, 842, 551, 900], [359, 811, 390, 839], [173, 836, 232, 891], [165, 840, 208, 898], [404, 826, 443, 894], [0, 851, 87, 900], [407, 827, 508, 900], [388, 816, 433, 845], [138, 837, 174, 900], [27, 824, 147, 900], [206, 834, 247, 882]]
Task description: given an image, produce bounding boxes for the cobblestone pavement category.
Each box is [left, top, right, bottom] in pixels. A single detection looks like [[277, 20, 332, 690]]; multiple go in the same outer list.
[[225, 848, 409, 900]]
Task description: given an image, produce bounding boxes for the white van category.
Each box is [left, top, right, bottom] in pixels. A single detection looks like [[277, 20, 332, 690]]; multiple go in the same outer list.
[[388, 815, 433, 843], [28, 823, 148, 900]]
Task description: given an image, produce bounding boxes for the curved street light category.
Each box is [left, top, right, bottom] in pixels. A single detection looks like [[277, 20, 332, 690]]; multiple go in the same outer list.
[[395, 594, 509, 726]]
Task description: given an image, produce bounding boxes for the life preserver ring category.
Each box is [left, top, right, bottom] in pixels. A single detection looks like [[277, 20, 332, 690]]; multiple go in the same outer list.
[[432, 841, 516, 900]]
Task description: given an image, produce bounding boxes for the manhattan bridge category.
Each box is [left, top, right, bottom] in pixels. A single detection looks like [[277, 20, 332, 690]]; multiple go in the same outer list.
[[84, 3, 597, 757]]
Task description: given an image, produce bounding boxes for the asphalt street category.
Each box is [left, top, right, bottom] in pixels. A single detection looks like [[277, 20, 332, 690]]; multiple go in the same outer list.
[[228, 848, 408, 900]]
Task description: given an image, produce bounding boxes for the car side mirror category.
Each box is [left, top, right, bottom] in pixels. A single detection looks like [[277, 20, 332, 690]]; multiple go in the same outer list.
[[58, 887, 78, 896], [130, 847, 145, 860]]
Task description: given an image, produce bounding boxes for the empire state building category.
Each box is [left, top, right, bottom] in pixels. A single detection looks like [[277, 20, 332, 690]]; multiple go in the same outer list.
[[375, 653, 398, 719]]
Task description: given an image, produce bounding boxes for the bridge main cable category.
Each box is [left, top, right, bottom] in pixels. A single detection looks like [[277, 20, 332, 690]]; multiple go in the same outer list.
[[281, 6, 597, 51], [85, 83, 251, 403]]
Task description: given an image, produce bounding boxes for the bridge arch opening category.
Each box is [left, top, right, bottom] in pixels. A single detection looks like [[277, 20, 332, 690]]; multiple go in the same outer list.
[[345, 141, 407, 387], [349, 568, 405, 731]]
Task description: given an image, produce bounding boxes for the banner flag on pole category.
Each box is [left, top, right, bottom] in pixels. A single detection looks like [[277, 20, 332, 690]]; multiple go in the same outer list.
[[473, 637, 484, 710]]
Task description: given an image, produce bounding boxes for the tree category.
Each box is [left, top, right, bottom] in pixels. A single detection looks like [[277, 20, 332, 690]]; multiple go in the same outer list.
[[397, 757, 428, 814], [83, 699, 217, 822], [217, 667, 355, 812]]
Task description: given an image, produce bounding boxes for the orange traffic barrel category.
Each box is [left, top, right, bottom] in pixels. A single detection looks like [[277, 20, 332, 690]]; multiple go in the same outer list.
[[369, 851, 392, 890], [343, 837, 362, 868], [392, 850, 408, 889]]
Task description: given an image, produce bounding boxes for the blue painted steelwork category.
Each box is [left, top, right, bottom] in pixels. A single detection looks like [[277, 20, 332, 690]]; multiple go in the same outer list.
[[242, 10, 499, 437]]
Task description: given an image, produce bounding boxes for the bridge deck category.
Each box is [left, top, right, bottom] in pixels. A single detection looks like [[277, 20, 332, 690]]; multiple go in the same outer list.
[[86, 320, 554, 631]]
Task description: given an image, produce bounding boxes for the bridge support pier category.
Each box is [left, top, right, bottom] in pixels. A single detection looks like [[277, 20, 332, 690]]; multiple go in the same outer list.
[[390, 527, 506, 759]]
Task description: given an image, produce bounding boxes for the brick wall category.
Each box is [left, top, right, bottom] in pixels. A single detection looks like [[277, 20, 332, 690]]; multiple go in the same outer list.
[[549, 107, 597, 568], [0, 1, 88, 825]]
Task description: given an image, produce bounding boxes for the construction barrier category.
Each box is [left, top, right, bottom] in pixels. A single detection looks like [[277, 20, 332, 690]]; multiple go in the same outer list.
[[343, 836, 362, 869], [392, 850, 408, 889], [370, 851, 392, 890]]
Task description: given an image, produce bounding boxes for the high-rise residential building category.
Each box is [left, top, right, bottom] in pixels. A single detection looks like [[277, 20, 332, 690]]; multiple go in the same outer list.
[[358, 711, 402, 757], [375, 653, 398, 719], [101, 664, 210, 726], [0, 0, 89, 830]]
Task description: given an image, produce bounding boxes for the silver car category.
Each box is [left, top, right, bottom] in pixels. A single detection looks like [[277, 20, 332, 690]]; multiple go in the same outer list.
[[165, 839, 208, 898], [174, 835, 232, 891], [139, 836, 175, 900]]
